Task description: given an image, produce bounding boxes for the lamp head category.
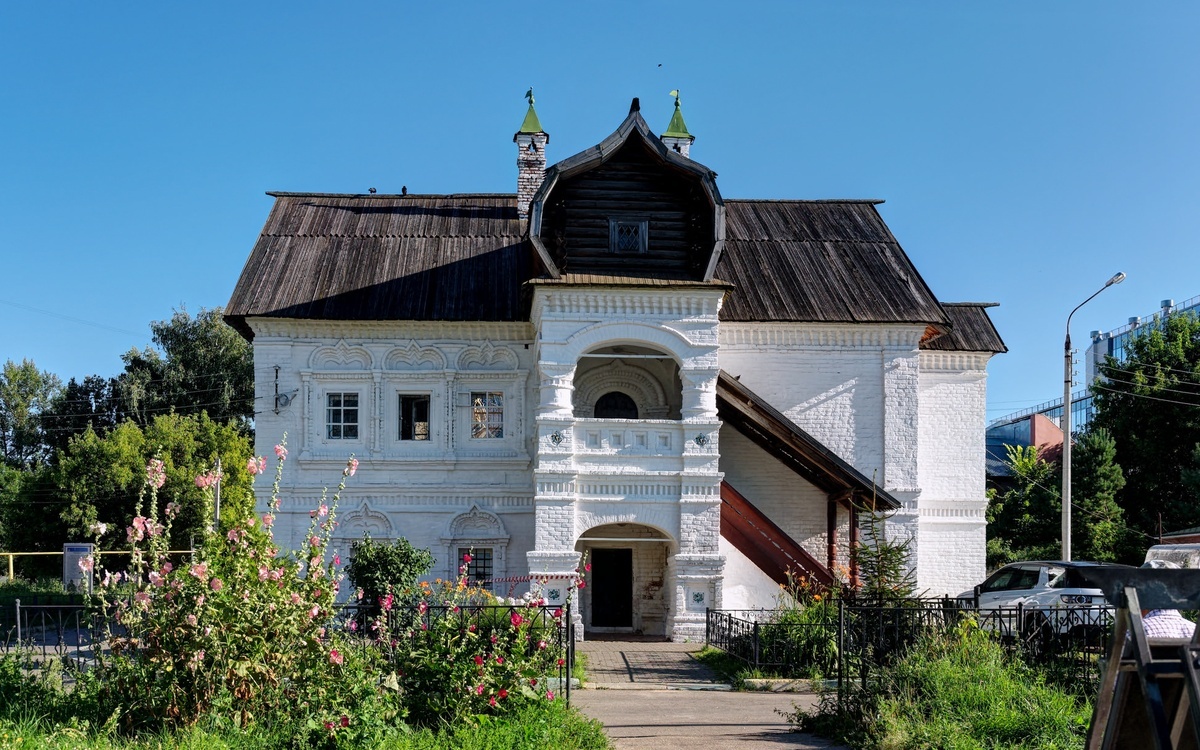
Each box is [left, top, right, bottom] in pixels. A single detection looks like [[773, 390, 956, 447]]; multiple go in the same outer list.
[[1106, 272, 1127, 287]]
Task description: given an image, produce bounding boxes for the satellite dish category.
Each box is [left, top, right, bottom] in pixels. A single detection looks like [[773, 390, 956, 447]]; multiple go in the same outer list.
[[276, 393, 291, 409]]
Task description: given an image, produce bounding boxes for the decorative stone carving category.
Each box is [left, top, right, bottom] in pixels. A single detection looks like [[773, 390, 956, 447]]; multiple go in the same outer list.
[[309, 340, 372, 370], [457, 341, 519, 371], [442, 505, 511, 582], [384, 342, 446, 370], [337, 504, 393, 538], [573, 359, 670, 418]]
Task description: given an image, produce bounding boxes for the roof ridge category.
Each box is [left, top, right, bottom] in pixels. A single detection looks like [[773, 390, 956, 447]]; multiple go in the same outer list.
[[266, 191, 517, 199], [941, 302, 1000, 308], [726, 198, 885, 205]]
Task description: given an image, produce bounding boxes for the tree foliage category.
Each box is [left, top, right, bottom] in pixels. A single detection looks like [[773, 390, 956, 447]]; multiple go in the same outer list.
[[345, 536, 435, 607], [986, 445, 1061, 563], [1092, 312, 1200, 539], [1070, 427, 1126, 562], [0, 359, 61, 469]]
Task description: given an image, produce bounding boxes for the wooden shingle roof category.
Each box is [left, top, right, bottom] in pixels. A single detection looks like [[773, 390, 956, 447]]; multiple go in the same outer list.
[[226, 194, 991, 340], [920, 303, 1008, 353], [716, 200, 949, 326], [225, 193, 528, 338]]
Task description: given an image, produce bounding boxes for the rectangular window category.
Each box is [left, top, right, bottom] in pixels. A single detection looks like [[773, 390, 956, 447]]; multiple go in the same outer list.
[[459, 547, 493, 588], [398, 395, 430, 441], [609, 219, 648, 254], [326, 393, 359, 440], [471, 391, 504, 439]]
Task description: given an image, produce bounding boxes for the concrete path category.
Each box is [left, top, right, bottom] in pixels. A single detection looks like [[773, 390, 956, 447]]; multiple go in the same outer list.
[[573, 639, 846, 749]]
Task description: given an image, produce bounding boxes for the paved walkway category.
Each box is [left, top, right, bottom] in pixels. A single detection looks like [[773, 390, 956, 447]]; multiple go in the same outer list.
[[574, 639, 846, 749]]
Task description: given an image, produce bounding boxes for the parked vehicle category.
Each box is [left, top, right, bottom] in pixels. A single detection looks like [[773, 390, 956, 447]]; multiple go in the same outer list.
[[959, 561, 1134, 646], [1143, 544, 1200, 569]]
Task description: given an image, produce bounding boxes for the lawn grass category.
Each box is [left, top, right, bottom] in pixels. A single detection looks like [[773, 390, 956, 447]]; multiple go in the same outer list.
[[689, 646, 766, 687], [0, 701, 610, 749]]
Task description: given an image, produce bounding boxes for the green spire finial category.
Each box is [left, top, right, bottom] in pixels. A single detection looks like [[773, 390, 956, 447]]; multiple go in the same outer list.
[[517, 87, 544, 134], [663, 89, 692, 139]]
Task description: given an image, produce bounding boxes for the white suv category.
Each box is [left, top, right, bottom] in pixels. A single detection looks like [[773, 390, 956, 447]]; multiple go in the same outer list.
[[960, 561, 1133, 643]]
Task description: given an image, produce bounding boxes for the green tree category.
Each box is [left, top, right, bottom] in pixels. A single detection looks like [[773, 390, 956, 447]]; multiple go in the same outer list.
[[40, 374, 120, 458], [345, 535, 435, 607], [1070, 428, 1126, 562], [116, 307, 254, 431], [1092, 311, 1200, 540], [0, 359, 62, 468], [986, 444, 1061, 561]]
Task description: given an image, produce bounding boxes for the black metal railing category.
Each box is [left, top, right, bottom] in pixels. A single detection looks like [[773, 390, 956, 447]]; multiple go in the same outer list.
[[707, 598, 1114, 695]]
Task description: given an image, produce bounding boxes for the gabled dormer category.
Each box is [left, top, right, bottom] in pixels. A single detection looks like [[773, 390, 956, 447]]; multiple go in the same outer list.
[[527, 98, 725, 282]]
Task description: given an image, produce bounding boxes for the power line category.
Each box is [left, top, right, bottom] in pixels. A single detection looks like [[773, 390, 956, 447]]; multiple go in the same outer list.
[[1091, 384, 1200, 409], [0, 299, 144, 337]]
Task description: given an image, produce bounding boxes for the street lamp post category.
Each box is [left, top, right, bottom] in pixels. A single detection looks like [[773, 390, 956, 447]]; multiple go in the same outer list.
[[1062, 271, 1126, 561]]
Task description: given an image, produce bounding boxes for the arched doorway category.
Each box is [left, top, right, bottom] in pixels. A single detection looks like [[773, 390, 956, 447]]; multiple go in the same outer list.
[[593, 391, 639, 419], [576, 523, 674, 636]]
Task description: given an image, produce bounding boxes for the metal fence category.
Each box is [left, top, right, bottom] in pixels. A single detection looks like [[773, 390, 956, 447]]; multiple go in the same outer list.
[[1, 598, 575, 704], [707, 598, 1113, 695]]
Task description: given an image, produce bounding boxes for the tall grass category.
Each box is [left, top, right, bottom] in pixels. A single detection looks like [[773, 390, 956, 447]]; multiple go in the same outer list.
[[789, 621, 1091, 749]]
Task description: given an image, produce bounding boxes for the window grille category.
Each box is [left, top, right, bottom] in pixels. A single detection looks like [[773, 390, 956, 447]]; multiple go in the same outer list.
[[459, 547, 494, 588], [609, 219, 648, 253], [326, 393, 359, 440], [471, 391, 504, 439]]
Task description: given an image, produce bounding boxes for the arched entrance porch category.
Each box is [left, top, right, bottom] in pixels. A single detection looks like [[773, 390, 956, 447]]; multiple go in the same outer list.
[[576, 523, 674, 637]]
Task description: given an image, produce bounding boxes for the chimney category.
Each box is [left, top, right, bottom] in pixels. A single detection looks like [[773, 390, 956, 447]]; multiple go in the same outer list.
[[514, 88, 549, 220], [660, 90, 695, 158]]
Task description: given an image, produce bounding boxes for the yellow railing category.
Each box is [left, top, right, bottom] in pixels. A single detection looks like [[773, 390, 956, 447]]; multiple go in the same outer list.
[[2, 550, 195, 581]]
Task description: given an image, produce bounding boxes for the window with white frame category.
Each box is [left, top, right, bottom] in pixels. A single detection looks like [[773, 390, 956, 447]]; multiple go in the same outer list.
[[326, 393, 359, 439], [471, 391, 504, 439], [398, 394, 430, 441]]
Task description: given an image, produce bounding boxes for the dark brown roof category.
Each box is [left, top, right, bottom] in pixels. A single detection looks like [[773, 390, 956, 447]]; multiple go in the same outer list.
[[716, 371, 901, 511], [225, 193, 528, 338], [921, 303, 1008, 353], [716, 200, 949, 326], [227, 194, 968, 336]]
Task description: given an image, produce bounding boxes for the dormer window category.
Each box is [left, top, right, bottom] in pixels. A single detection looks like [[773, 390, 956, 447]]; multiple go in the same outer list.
[[609, 219, 648, 254]]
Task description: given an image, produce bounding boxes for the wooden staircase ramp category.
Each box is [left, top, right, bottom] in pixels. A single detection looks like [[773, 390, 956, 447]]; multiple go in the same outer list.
[[720, 480, 834, 588]]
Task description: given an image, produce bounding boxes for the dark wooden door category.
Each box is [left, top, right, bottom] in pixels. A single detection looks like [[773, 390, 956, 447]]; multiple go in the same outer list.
[[590, 548, 633, 628]]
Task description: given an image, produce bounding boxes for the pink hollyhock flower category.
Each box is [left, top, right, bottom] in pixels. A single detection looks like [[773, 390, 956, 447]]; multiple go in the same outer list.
[[161, 561, 173, 574], [546, 690, 555, 701], [356, 587, 364, 600], [262, 513, 274, 527], [537, 639, 547, 650], [530, 678, 537, 686], [209, 578, 223, 592], [469, 624, 477, 632], [246, 456, 266, 475], [340, 716, 349, 728], [474, 655, 484, 666], [577, 580, 586, 589], [418, 601, 428, 615], [333, 554, 341, 566], [145, 459, 166, 489], [196, 595, 206, 607], [134, 591, 150, 606], [309, 605, 320, 619], [490, 634, 498, 644], [258, 566, 269, 582], [557, 658, 565, 667], [324, 721, 333, 732], [475, 684, 484, 695], [270, 568, 283, 581], [274, 444, 288, 460], [489, 696, 497, 707], [329, 648, 343, 665], [78, 556, 94, 573], [149, 572, 163, 587], [186, 614, 198, 626], [499, 688, 508, 699], [496, 655, 504, 664], [552, 608, 563, 619], [462, 552, 472, 564], [510, 612, 524, 628], [344, 457, 359, 477], [381, 593, 394, 611], [585, 563, 592, 572], [189, 563, 208, 581], [291, 593, 302, 605], [309, 536, 320, 548], [348, 620, 358, 632], [318, 504, 329, 518], [165, 502, 181, 518]]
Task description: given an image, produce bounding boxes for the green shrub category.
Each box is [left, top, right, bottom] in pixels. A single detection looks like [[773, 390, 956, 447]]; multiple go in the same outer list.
[[789, 620, 1091, 749], [344, 536, 434, 610]]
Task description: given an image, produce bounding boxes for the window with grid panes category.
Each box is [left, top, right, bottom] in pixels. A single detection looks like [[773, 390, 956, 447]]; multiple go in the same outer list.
[[398, 395, 430, 441], [459, 548, 493, 588], [609, 219, 648, 253], [326, 393, 359, 439], [471, 391, 504, 439]]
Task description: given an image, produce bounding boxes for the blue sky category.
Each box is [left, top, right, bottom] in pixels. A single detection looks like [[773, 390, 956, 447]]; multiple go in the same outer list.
[[1, 2, 1197, 421]]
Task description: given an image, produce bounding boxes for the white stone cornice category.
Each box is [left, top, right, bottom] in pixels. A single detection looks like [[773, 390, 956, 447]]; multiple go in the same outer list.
[[719, 323, 926, 349], [918, 351, 994, 372], [531, 287, 725, 326], [248, 318, 534, 342]]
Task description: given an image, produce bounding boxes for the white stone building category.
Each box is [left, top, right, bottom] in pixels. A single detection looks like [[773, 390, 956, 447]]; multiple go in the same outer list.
[[226, 95, 1006, 641]]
